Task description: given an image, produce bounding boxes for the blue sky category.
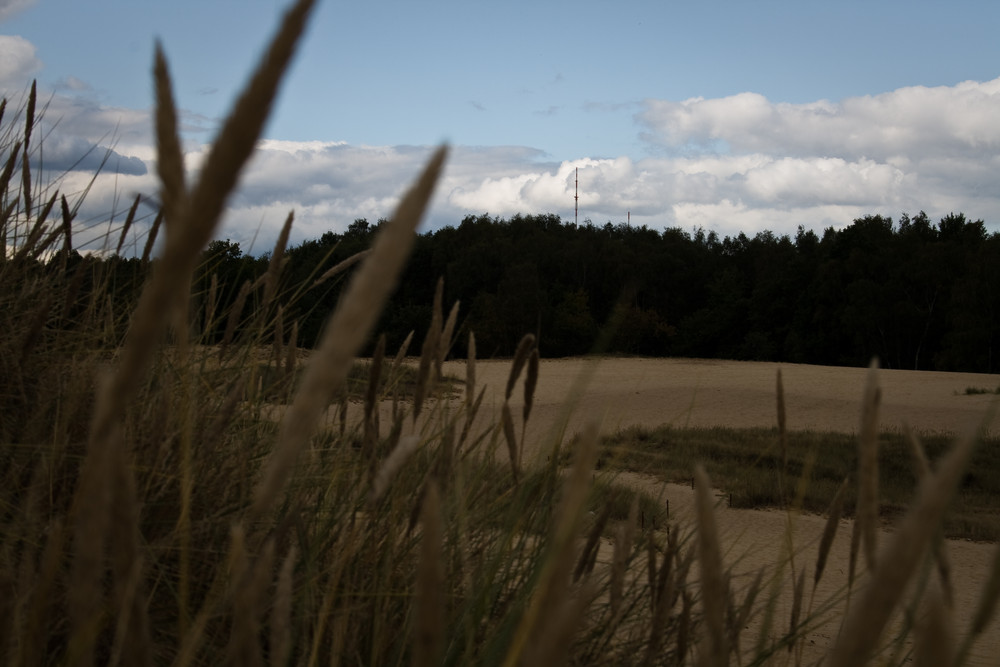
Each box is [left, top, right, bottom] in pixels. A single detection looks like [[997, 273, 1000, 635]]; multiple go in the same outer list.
[[2, 0, 1000, 252]]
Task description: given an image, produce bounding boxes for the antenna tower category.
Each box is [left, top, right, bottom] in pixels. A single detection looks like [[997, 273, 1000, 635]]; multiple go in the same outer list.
[[574, 167, 579, 225]]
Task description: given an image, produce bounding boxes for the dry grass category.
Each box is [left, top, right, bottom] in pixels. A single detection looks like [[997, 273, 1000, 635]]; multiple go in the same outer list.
[[1, 2, 999, 666]]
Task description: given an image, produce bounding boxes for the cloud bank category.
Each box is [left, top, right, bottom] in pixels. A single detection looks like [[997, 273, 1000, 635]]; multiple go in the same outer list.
[[441, 78, 1000, 237], [4, 63, 999, 253]]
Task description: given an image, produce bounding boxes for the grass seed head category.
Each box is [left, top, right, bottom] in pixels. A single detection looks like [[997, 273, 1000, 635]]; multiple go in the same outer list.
[[815, 477, 849, 588], [465, 331, 476, 408], [694, 464, 729, 667], [505, 333, 536, 401], [523, 346, 539, 426], [312, 248, 372, 288], [437, 299, 460, 376], [501, 401, 519, 481], [574, 503, 613, 583], [390, 329, 415, 380], [413, 277, 444, 422], [263, 210, 294, 310], [414, 481, 445, 667], [858, 358, 881, 573], [788, 568, 806, 652], [140, 209, 163, 264]]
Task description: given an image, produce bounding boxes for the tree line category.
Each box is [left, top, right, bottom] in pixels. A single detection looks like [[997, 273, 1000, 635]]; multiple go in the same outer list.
[[59, 210, 1000, 373]]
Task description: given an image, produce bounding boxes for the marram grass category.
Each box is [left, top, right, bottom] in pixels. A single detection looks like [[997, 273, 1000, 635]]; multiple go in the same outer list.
[[1, 1, 999, 665]]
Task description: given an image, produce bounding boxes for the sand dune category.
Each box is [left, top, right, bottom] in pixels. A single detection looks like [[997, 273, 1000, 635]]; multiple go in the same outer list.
[[438, 356, 1000, 665], [447, 356, 1000, 445]]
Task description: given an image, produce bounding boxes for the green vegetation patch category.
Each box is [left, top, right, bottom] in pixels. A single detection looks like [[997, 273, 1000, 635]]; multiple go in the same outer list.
[[589, 475, 670, 532], [599, 424, 1000, 541], [962, 385, 1000, 395]]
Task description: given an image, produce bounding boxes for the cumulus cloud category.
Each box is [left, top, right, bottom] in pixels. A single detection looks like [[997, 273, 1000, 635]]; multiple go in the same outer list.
[[53, 140, 1000, 257], [38, 136, 148, 176], [617, 77, 1000, 235], [176, 143, 618, 250], [638, 78, 1000, 161], [0, 78, 152, 177], [204, 141, 444, 249], [0, 35, 40, 87], [0, 72, 168, 252], [87, 116, 1000, 254], [14, 71, 1000, 256], [342, 78, 995, 239]]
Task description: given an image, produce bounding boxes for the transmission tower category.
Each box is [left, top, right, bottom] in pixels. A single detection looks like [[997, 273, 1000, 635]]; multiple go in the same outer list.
[[574, 167, 579, 225]]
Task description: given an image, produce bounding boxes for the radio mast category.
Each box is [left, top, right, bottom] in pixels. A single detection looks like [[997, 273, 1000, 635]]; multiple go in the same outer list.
[[574, 167, 579, 225]]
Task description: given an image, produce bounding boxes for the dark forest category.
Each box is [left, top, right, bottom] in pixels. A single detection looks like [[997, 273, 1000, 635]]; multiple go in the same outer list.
[[62, 210, 1000, 373]]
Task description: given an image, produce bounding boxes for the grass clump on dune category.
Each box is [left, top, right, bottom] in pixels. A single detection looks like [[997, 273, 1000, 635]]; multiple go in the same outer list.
[[600, 424, 1000, 541], [962, 385, 1000, 396], [2, 1, 1000, 665]]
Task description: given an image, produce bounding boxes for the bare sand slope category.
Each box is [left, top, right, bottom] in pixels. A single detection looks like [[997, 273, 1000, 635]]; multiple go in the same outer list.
[[445, 357, 1000, 446], [437, 356, 1000, 665]]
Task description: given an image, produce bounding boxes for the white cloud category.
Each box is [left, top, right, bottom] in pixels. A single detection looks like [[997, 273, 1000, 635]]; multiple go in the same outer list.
[[190, 108, 1000, 248], [670, 201, 873, 240], [211, 142, 443, 248], [740, 157, 904, 208], [638, 78, 1000, 161], [0, 35, 40, 88], [605, 77, 1000, 234], [14, 72, 1000, 257]]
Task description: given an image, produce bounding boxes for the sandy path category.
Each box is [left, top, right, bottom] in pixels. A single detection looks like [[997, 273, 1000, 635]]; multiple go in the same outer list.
[[435, 356, 1000, 665]]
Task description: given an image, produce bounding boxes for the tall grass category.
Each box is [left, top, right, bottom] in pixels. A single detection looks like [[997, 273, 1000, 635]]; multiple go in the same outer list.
[[1, 1, 999, 665]]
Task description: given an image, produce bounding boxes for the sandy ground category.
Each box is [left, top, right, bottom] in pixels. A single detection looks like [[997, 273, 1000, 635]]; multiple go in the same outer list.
[[447, 356, 1000, 446], [433, 356, 1000, 665]]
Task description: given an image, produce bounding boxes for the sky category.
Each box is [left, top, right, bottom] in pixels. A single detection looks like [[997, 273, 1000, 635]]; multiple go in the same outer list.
[[1, 0, 999, 253]]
